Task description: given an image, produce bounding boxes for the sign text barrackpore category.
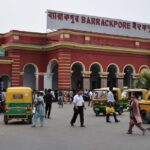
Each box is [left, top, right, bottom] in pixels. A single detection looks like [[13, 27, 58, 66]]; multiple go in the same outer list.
[[47, 10, 150, 39]]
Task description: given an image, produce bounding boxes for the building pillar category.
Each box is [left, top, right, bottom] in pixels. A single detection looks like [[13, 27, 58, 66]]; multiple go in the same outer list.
[[100, 72, 108, 88], [82, 71, 91, 91], [132, 73, 139, 88], [44, 72, 53, 90], [58, 49, 71, 90], [117, 73, 125, 89], [35, 73, 39, 91]]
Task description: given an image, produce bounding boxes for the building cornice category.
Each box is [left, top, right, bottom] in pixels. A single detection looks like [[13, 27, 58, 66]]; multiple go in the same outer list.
[[47, 29, 150, 43], [2, 30, 46, 38], [1, 42, 150, 55], [1, 29, 150, 43], [0, 59, 13, 64]]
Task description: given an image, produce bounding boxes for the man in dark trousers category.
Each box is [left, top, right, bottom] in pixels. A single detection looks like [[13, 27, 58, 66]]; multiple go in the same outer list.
[[70, 90, 86, 127], [43, 89, 53, 118]]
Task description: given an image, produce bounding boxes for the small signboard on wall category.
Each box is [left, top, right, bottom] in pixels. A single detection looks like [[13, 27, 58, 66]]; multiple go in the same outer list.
[[0, 48, 5, 57]]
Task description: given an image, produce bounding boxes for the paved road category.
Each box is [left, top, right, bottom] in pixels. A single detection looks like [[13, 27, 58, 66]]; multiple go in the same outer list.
[[0, 102, 150, 150]]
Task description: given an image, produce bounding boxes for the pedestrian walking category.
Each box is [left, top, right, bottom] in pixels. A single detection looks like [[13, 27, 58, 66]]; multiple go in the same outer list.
[[32, 91, 45, 127], [127, 93, 146, 135], [70, 90, 86, 127], [43, 89, 54, 118], [88, 90, 93, 107], [58, 90, 63, 108], [106, 87, 120, 123]]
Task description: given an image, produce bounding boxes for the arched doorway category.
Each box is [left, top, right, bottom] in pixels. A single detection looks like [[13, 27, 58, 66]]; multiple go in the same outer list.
[[71, 63, 83, 90], [45, 60, 58, 90], [124, 66, 134, 88], [0, 75, 10, 90], [90, 64, 101, 90], [107, 64, 118, 87], [23, 64, 37, 90]]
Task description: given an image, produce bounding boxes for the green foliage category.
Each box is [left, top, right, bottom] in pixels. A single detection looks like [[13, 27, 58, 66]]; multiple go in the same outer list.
[[136, 69, 150, 90]]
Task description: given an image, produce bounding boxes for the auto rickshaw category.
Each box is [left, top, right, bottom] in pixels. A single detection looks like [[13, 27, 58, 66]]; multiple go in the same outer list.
[[139, 91, 150, 124], [121, 89, 148, 101], [92, 87, 123, 116], [4, 87, 33, 124]]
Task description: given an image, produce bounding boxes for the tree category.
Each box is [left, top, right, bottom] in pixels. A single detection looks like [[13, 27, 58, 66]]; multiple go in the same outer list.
[[136, 69, 150, 90]]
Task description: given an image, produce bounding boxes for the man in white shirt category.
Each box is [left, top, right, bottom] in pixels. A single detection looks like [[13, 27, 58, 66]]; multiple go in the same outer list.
[[70, 90, 86, 127]]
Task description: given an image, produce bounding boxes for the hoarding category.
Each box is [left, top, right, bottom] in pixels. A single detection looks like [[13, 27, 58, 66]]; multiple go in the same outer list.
[[47, 10, 150, 39]]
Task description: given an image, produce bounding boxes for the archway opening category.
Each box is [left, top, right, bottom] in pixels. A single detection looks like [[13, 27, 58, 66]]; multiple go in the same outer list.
[[71, 63, 83, 90], [124, 66, 133, 88], [107, 65, 117, 87], [51, 61, 58, 90], [90, 64, 101, 90], [0, 75, 10, 90], [23, 64, 36, 90]]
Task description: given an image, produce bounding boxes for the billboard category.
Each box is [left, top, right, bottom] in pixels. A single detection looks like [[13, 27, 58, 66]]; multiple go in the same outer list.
[[47, 10, 150, 39]]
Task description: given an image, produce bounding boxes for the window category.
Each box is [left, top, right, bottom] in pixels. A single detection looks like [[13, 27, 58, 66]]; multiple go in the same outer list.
[[12, 94, 23, 99]]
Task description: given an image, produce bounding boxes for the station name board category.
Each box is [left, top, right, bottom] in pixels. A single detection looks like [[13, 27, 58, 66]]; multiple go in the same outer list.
[[47, 10, 150, 39]]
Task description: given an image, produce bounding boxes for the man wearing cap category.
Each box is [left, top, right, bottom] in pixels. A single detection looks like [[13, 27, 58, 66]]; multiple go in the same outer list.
[[70, 90, 86, 127]]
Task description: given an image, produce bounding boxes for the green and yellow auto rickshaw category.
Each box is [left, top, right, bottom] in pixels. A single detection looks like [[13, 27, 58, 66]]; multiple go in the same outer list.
[[4, 87, 33, 124], [120, 88, 149, 108], [92, 87, 123, 116], [139, 91, 150, 124]]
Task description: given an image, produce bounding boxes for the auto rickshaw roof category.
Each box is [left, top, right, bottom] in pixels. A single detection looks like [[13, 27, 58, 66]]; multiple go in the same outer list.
[[7, 87, 32, 92], [125, 88, 148, 92], [94, 87, 121, 91]]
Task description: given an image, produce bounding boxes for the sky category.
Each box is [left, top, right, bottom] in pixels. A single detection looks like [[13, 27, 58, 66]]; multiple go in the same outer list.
[[0, 0, 150, 33]]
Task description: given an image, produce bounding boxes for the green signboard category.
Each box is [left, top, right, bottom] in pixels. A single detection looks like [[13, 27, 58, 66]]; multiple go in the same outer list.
[[0, 48, 5, 56]]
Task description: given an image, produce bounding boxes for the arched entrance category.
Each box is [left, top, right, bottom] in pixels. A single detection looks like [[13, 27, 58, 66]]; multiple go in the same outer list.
[[71, 63, 83, 90], [124, 66, 134, 88], [107, 64, 118, 87], [90, 64, 101, 90], [23, 64, 37, 90], [44, 60, 58, 90], [0, 75, 10, 90]]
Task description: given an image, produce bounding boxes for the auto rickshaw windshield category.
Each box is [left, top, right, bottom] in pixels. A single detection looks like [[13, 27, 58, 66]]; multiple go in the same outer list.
[[93, 90, 107, 99]]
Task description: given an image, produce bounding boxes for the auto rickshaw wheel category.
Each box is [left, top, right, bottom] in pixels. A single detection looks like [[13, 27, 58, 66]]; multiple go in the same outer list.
[[141, 111, 150, 124], [95, 112, 99, 116], [4, 116, 8, 124]]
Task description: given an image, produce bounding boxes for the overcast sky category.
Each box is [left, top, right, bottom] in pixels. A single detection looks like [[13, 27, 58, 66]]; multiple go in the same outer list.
[[0, 0, 150, 33]]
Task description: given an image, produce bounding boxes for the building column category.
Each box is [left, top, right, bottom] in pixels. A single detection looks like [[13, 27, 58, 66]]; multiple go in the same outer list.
[[117, 73, 125, 89], [132, 73, 139, 88], [82, 71, 91, 91], [35, 73, 39, 91], [44, 72, 53, 90], [100, 72, 108, 87], [58, 50, 71, 91]]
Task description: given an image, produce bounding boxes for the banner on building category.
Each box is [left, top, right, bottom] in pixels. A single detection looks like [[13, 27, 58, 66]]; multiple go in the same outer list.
[[47, 10, 150, 39]]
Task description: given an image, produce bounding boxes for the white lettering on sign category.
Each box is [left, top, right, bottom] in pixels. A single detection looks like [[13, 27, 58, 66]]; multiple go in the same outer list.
[[47, 10, 150, 39]]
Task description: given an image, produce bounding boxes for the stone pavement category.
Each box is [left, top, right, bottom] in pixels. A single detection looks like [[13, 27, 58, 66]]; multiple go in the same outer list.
[[0, 102, 150, 150]]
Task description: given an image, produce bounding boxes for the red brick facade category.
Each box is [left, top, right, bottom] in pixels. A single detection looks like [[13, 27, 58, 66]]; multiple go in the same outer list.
[[0, 29, 150, 90]]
